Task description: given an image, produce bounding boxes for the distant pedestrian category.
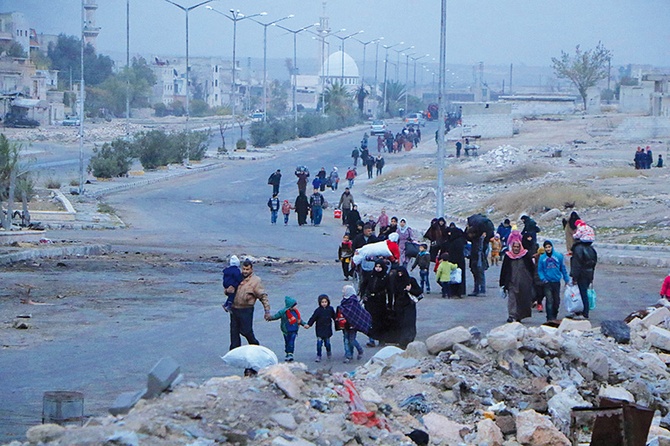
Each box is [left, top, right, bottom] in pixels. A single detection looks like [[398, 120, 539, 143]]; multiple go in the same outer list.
[[267, 193, 280, 225], [268, 296, 308, 362], [337, 187, 355, 226], [435, 252, 458, 298], [294, 192, 309, 226], [490, 234, 502, 266], [268, 169, 282, 195], [305, 294, 336, 362], [309, 188, 326, 226], [228, 259, 272, 350], [338, 234, 354, 280], [411, 243, 432, 294], [375, 155, 385, 176], [295, 167, 309, 195], [657, 154, 664, 168], [570, 221, 597, 319], [660, 274, 670, 301], [499, 231, 535, 323], [646, 146, 654, 169], [281, 199, 291, 225], [376, 209, 389, 235], [329, 167, 340, 190], [351, 147, 360, 166], [346, 167, 357, 188], [365, 155, 374, 179], [455, 140, 462, 158], [520, 215, 541, 252], [317, 167, 327, 191]]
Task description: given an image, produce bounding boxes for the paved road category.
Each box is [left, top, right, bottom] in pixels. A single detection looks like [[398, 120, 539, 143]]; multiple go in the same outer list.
[[1, 121, 666, 442]]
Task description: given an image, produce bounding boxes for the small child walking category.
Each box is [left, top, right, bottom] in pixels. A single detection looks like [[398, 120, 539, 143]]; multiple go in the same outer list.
[[434, 253, 458, 298], [222, 255, 243, 312], [305, 294, 336, 362], [490, 234, 502, 266], [281, 199, 292, 225], [338, 234, 354, 280], [268, 193, 280, 225], [411, 243, 431, 293], [338, 285, 370, 363], [268, 296, 308, 362]]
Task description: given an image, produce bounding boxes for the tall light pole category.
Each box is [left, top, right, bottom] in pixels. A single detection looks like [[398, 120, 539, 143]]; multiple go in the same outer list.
[[78, 0, 85, 194], [392, 45, 414, 81], [125, 0, 130, 138], [353, 36, 381, 87], [404, 52, 415, 115], [207, 7, 266, 124], [436, 0, 447, 217], [331, 30, 363, 85], [276, 22, 319, 133], [373, 37, 384, 91], [410, 54, 429, 92], [311, 27, 345, 114], [163, 0, 216, 164], [249, 14, 293, 123], [381, 42, 403, 118]]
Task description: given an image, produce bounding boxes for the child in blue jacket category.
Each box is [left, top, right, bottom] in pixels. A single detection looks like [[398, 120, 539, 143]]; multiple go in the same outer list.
[[269, 296, 308, 362], [222, 255, 243, 312]]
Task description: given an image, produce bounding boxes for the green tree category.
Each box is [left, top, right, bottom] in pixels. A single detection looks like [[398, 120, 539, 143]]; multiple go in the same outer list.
[[0, 41, 27, 58], [551, 42, 612, 110], [30, 48, 51, 69], [48, 34, 114, 87], [88, 138, 134, 178], [323, 82, 355, 123], [381, 81, 406, 116], [354, 85, 369, 114], [268, 80, 289, 116]]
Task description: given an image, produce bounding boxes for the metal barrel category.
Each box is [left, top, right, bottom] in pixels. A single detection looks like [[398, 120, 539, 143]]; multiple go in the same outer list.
[[42, 391, 84, 426]]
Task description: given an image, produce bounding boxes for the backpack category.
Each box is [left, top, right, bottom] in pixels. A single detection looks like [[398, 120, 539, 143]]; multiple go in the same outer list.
[[335, 307, 347, 331], [581, 244, 598, 269]]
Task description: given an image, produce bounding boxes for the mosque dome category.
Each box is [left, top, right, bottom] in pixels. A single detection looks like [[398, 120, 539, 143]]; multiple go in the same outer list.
[[320, 51, 359, 78]]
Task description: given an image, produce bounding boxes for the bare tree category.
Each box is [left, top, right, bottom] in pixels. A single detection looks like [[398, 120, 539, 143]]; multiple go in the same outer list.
[[551, 42, 612, 110], [218, 120, 231, 154]]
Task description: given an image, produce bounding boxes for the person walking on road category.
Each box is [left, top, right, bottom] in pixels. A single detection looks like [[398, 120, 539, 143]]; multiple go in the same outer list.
[[295, 167, 310, 195], [267, 193, 280, 225], [268, 169, 282, 195], [351, 147, 360, 166], [570, 222, 598, 319], [228, 259, 272, 350], [294, 192, 310, 226], [499, 231, 535, 323], [375, 155, 385, 176], [537, 240, 570, 322], [329, 167, 340, 191], [346, 167, 357, 188], [309, 188, 326, 226], [338, 187, 355, 226]]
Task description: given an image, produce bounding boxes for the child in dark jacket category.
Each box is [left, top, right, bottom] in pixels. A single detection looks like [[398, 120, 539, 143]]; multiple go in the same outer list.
[[411, 243, 431, 293], [268, 296, 308, 362], [338, 234, 354, 280], [306, 294, 336, 362], [222, 255, 243, 312]]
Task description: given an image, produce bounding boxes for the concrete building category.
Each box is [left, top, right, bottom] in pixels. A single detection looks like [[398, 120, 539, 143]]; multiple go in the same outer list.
[[499, 95, 577, 117], [456, 102, 513, 139], [0, 11, 30, 56], [83, 0, 101, 50], [620, 74, 670, 117], [320, 51, 359, 91]]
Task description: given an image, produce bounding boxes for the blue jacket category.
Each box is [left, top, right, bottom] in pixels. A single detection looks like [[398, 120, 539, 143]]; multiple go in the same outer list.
[[537, 242, 570, 284]]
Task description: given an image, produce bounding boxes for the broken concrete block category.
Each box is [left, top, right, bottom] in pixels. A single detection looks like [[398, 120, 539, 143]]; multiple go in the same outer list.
[[473, 418, 504, 446], [598, 385, 635, 403], [453, 343, 487, 364], [109, 389, 145, 416], [558, 318, 592, 333], [426, 326, 472, 355], [643, 307, 670, 327], [26, 424, 65, 444], [422, 412, 470, 443], [403, 341, 430, 358], [261, 364, 302, 400], [106, 431, 139, 446], [648, 326, 670, 352], [270, 412, 298, 431], [487, 331, 519, 352], [586, 351, 609, 379], [489, 322, 526, 341], [145, 357, 180, 399], [516, 409, 570, 446], [600, 320, 631, 344]]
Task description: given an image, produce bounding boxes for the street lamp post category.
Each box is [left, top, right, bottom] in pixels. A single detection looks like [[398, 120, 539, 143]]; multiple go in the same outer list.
[[437, 0, 447, 217], [276, 23, 319, 133], [331, 30, 363, 85], [392, 45, 414, 81], [404, 52, 415, 115], [381, 42, 403, 118], [79, 0, 85, 194], [373, 38, 384, 91], [310, 27, 345, 114], [207, 7, 267, 125], [125, 0, 130, 138], [249, 14, 293, 123], [163, 0, 216, 164], [353, 37, 381, 87], [410, 54, 429, 92]]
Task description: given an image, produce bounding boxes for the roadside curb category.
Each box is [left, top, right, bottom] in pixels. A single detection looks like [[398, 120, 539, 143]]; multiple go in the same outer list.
[[0, 244, 112, 265]]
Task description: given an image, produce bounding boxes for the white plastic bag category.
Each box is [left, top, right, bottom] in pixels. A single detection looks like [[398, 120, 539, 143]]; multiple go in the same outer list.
[[450, 267, 462, 284], [563, 284, 584, 315], [222, 345, 278, 372]]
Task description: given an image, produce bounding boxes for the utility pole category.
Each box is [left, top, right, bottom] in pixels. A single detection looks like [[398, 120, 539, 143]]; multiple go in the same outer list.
[[436, 0, 447, 217]]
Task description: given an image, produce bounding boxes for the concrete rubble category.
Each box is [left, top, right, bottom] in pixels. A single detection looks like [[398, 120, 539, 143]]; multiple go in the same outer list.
[[9, 302, 670, 446]]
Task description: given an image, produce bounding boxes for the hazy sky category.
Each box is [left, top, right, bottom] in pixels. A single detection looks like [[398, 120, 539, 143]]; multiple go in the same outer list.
[[3, 0, 669, 70]]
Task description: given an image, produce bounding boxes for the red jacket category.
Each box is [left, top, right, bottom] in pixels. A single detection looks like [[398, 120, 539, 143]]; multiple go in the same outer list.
[[661, 276, 670, 298]]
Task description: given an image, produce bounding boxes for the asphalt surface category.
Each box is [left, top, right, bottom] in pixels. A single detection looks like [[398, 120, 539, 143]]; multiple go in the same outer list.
[[0, 121, 667, 442]]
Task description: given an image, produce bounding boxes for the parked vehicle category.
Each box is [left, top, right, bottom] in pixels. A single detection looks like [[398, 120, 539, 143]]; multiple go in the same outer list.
[[62, 115, 81, 126], [370, 119, 386, 135], [404, 112, 426, 127], [3, 113, 39, 128], [250, 112, 265, 122]]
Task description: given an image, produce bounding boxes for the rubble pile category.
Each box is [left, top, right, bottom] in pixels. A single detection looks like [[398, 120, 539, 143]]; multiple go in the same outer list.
[[13, 305, 670, 446], [473, 145, 528, 169]]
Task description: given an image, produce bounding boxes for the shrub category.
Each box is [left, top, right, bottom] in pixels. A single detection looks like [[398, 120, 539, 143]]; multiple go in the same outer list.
[[88, 139, 133, 178], [153, 102, 169, 117], [172, 130, 210, 161], [190, 99, 210, 117], [45, 178, 61, 189], [133, 130, 172, 169], [236, 139, 247, 151]]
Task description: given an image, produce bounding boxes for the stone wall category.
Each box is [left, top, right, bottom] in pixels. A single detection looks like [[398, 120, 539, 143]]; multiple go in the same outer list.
[[611, 116, 670, 140], [620, 82, 654, 114], [459, 102, 513, 138]]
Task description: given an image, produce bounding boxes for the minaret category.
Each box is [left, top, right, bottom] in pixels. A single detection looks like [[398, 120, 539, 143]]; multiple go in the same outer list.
[[83, 0, 101, 49], [316, 1, 331, 77]]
